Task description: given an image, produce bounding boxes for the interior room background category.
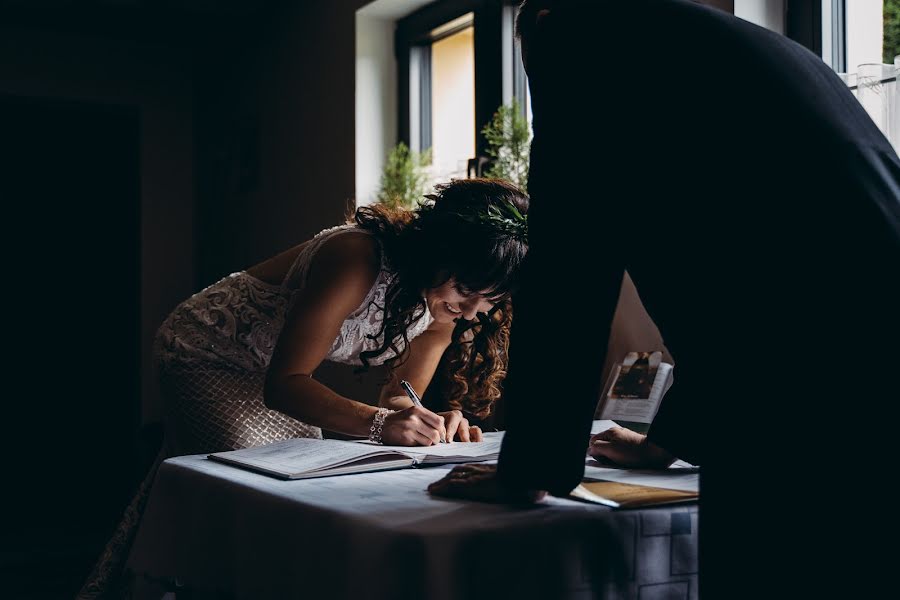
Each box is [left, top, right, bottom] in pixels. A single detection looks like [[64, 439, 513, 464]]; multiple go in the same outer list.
[[1, 0, 896, 597]]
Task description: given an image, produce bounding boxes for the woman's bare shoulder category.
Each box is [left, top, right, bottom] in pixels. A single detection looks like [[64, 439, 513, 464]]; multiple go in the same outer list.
[[244, 241, 309, 285], [245, 229, 378, 286], [302, 231, 381, 304], [310, 230, 380, 276]]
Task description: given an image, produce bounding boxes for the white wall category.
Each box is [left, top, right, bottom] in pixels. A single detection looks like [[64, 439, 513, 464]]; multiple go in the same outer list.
[[355, 0, 436, 206], [734, 0, 785, 34], [846, 0, 884, 73], [355, 14, 397, 206]]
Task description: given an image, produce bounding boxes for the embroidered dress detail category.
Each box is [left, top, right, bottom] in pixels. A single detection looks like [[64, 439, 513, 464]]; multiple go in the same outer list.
[[77, 225, 437, 599], [154, 225, 433, 455]]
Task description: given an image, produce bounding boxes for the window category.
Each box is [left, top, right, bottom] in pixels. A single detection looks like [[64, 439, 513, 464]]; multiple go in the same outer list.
[[821, 0, 900, 149], [412, 13, 476, 181], [785, 1, 899, 73], [502, 1, 532, 129], [397, 0, 531, 185], [784, 1, 900, 149]]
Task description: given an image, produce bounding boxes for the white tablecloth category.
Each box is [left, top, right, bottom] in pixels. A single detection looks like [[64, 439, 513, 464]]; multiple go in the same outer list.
[[128, 432, 698, 599]]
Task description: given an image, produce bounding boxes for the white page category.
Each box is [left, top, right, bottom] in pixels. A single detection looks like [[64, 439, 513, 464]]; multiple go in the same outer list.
[[366, 431, 505, 464], [209, 438, 406, 477], [590, 420, 619, 435]]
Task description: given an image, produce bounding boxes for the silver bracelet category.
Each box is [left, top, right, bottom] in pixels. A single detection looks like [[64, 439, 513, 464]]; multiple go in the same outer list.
[[369, 407, 394, 444]]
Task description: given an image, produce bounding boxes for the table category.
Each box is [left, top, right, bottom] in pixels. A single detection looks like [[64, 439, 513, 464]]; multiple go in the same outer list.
[[127, 434, 698, 599]]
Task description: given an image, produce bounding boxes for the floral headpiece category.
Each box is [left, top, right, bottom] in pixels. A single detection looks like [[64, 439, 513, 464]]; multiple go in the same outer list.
[[418, 196, 528, 243]]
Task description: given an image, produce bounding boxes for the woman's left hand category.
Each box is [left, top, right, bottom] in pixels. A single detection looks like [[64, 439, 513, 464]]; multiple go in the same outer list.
[[437, 410, 483, 442]]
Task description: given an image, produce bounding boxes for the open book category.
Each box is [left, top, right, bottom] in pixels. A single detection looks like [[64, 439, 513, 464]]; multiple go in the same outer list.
[[207, 433, 503, 480], [597, 351, 674, 425]]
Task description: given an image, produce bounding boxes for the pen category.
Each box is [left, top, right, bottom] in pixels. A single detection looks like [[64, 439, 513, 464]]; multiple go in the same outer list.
[[399, 379, 446, 443]]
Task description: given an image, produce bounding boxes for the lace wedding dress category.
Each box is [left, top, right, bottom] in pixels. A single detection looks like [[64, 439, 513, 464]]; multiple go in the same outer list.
[[156, 224, 433, 455], [78, 225, 433, 599]]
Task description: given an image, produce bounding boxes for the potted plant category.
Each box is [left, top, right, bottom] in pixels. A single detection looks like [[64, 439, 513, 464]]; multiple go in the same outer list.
[[481, 98, 531, 191], [376, 142, 432, 209]]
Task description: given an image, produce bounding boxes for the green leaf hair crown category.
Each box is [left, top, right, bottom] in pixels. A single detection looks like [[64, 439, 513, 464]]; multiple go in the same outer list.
[[418, 196, 528, 242]]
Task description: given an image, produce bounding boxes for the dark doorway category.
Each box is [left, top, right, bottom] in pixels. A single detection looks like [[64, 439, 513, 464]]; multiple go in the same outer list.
[[0, 95, 141, 598]]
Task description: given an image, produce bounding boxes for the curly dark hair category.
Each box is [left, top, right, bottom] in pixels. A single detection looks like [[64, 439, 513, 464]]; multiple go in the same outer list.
[[354, 178, 529, 418]]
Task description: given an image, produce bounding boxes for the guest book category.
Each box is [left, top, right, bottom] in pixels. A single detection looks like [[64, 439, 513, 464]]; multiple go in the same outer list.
[[208, 433, 503, 480]]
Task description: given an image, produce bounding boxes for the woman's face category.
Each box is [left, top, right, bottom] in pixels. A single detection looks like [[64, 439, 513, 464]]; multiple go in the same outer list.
[[425, 278, 497, 324]]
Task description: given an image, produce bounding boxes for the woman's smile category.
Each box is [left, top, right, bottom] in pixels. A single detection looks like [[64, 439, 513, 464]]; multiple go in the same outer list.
[[425, 278, 497, 323]]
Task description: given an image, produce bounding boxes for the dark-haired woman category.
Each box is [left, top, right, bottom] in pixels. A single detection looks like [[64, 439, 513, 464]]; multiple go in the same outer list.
[[79, 180, 528, 599], [156, 177, 528, 454]]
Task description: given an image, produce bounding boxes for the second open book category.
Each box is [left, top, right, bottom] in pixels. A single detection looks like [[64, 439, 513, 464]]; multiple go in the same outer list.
[[208, 433, 504, 480]]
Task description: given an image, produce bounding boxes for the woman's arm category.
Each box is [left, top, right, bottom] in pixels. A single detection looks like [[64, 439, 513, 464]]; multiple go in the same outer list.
[[264, 233, 444, 445], [379, 320, 454, 411]]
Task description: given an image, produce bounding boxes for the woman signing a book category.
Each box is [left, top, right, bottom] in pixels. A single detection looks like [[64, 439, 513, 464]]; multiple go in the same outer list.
[[78, 179, 529, 599], [155, 178, 529, 454]]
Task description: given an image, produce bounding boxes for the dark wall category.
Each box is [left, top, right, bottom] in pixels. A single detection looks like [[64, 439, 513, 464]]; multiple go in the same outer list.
[[1, 0, 371, 420], [0, 16, 196, 597], [0, 1, 370, 596], [0, 23, 195, 427], [195, 0, 369, 284], [2, 93, 143, 599]]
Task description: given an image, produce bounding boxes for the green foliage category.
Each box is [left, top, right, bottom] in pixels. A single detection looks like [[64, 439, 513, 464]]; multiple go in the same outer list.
[[461, 199, 528, 241], [481, 98, 532, 191], [885, 0, 900, 63], [418, 197, 528, 241], [377, 142, 432, 209]]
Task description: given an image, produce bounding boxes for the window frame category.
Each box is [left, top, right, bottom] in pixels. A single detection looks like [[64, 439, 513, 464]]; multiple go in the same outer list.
[[396, 0, 506, 161], [826, 0, 847, 73], [786, 0, 846, 72]]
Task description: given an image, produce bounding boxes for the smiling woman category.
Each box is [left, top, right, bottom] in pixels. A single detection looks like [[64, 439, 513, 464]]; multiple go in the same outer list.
[[353, 178, 529, 423], [80, 177, 529, 597], [154, 177, 529, 457]]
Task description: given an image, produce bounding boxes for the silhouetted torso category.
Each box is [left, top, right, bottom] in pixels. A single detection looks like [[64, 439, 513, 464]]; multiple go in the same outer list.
[[499, 1, 900, 595]]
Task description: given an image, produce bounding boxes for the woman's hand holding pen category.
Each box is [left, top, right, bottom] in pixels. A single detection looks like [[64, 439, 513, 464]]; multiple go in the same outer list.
[[381, 398, 482, 446], [380, 405, 446, 446], [382, 381, 482, 445]]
